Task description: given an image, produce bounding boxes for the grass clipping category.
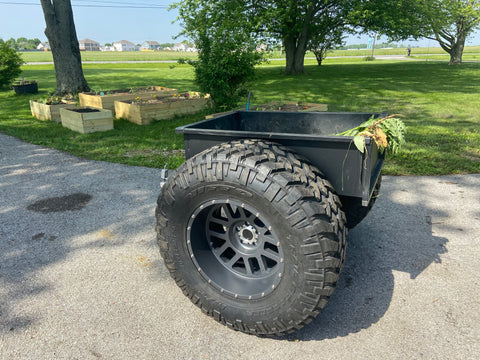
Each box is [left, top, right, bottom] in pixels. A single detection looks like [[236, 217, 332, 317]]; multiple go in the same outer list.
[[337, 114, 406, 154]]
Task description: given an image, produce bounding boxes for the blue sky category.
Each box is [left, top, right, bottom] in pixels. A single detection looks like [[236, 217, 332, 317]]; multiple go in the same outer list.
[[1, 0, 480, 47]]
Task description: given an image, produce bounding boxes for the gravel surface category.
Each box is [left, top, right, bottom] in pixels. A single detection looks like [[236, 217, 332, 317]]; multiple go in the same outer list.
[[1, 132, 479, 360]]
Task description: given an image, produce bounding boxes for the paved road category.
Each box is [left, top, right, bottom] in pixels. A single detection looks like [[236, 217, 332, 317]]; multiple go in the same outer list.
[[1, 133, 479, 359]]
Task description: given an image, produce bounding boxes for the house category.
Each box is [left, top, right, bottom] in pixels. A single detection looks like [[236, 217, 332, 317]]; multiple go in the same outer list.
[[36, 42, 50, 51], [141, 41, 161, 51], [100, 45, 115, 52], [79, 38, 100, 51], [173, 43, 187, 52], [113, 40, 136, 52]]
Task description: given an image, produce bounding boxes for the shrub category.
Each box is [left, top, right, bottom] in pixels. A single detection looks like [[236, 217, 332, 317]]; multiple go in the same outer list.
[[174, 0, 265, 111], [0, 40, 24, 89]]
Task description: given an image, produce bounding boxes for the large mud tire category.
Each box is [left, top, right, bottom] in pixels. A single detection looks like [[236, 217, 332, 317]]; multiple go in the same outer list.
[[155, 140, 347, 336]]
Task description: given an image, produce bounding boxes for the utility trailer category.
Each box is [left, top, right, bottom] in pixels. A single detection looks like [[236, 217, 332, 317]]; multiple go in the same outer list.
[[155, 111, 384, 336]]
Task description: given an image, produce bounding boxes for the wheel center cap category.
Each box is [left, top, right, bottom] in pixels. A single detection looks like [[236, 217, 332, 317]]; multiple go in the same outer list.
[[237, 223, 258, 245]]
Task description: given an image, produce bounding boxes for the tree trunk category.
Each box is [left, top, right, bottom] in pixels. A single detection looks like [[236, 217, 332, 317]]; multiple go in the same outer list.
[[448, 34, 466, 65], [40, 0, 89, 96], [283, 5, 314, 75], [313, 49, 326, 66], [283, 33, 310, 74]]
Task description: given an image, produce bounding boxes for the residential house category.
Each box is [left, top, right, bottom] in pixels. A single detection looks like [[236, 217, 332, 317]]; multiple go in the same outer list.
[[141, 41, 161, 51], [113, 40, 136, 52], [79, 38, 100, 51], [100, 45, 115, 52], [173, 43, 187, 52], [36, 42, 50, 51]]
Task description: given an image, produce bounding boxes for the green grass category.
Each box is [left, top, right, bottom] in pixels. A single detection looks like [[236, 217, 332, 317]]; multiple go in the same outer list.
[[1, 59, 479, 175], [20, 50, 199, 63], [20, 45, 480, 63]]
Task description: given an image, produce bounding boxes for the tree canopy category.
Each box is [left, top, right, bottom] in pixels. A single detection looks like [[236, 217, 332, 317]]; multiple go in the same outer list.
[[358, 0, 480, 64]]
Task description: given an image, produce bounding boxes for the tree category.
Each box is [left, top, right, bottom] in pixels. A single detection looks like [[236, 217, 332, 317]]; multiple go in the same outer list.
[[426, 0, 480, 64], [307, 12, 346, 66], [253, 0, 352, 74], [173, 0, 264, 109], [356, 0, 480, 65], [40, 0, 89, 95], [0, 39, 23, 88]]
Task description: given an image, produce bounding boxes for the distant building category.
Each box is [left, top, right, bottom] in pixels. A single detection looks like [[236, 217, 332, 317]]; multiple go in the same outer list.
[[100, 45, 115, 52], [37, 42, 50, 51], [173, 43, 187, 52], [256, 44, 268, 52], [141, 41, 161, 51], [79, 38, 100, 51], [113, 40, 136, 52]]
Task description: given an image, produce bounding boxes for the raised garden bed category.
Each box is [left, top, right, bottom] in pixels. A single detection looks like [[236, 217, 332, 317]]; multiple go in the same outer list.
[[12, 80, 38, 94], [250, 101, 328, 112], [114, 92, 211, 125], [60, 106, 113, 134], [30, 99, 77, 123], [78, 86, 177, 113], [205, 102, 328, 119]]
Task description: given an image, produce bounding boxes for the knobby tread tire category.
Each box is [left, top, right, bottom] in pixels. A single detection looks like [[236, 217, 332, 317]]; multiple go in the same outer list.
[[155, 139, 347, 336]]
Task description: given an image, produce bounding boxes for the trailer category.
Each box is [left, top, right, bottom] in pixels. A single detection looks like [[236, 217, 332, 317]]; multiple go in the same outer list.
[[155, 111, 385, 336]]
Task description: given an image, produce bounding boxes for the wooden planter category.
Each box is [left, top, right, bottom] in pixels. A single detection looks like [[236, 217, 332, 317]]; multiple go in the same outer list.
[[78, 86, 177, 113], [60, 107, 113, 134], [114, 95, 211, 125], [205, 102, 328, 119], [12, 81, 38, 94], [30, 99, 77, 123], [251, 102, 328, 112]]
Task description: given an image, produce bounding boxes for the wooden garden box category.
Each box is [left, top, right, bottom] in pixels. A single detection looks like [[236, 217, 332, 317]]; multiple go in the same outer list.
[[60, 107, 113, 134], [251, 101, 328, 112], [78, 86, 177, 113], [114, 94, 211, 125], [30, 99, 77, 123]]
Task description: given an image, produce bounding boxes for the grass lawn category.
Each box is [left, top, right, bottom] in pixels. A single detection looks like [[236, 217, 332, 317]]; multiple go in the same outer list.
[[20, 50, 199, 63], [1, 59, 479, 175], [20, 45, 480, 63]]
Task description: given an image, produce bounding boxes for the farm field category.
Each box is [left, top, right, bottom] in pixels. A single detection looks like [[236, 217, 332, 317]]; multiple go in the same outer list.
[[0, 58, 479, 175]]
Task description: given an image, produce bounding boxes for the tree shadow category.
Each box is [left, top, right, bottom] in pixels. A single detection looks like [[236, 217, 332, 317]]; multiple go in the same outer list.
[[0, 134, 169, 333], [283, 176, 451, 341]]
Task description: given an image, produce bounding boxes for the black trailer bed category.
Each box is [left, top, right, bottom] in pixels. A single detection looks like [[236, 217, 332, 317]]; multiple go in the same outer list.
[[176, 111, 385, 206]]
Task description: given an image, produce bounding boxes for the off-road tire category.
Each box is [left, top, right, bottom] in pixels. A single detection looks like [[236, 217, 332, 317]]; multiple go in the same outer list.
[[155, 139, 347, 336], [341, 175, 382, 229]]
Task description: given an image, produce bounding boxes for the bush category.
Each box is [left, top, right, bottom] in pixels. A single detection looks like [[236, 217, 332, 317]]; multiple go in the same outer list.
[[174, 0, 265, 111], [191, 44, 263, 111], [0, 40, 24, 89]]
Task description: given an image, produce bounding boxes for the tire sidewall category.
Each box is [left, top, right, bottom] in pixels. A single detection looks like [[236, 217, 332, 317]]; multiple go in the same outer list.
[[160, 174, 308, 323]]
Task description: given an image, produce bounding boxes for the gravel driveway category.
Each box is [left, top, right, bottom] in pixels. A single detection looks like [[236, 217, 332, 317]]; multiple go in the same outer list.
[[1, 132, 479, 359]]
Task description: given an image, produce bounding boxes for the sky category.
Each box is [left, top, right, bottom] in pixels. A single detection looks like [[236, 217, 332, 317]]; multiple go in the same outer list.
[[1, 0, 480, 47]]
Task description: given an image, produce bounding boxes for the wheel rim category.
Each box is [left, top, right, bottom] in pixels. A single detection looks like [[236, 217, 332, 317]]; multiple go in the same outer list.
[[187, 199, 285, 300]]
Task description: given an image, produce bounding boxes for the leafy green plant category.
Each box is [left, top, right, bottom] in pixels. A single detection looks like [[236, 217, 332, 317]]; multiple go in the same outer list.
[[0, 40, 24, 88], [337, 114, 406, 154], [173, 0, 265, 110]]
